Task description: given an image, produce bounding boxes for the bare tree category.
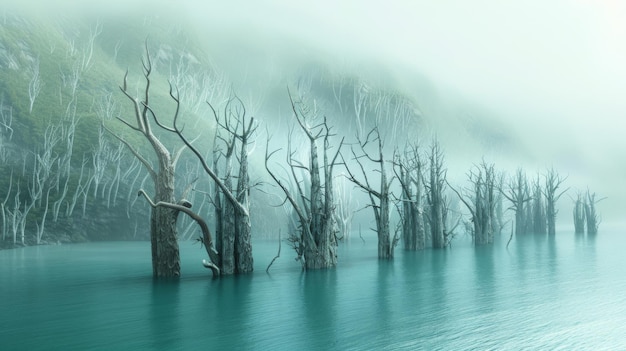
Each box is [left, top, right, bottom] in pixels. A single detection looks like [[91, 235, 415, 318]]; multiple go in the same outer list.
[[106, 45, 186, 278], [584, 190, 604, 235], [501, 168, 532, 235], [448, 161, 497, 245], [265, 91, 342, 268], [28, 56, 42, 113], [531, 174, 547, 234], [344, 126, 397, 258], [80, 21, 102, 72], [572, 191, 586, 234], [135, 84, 258, 275], [199, 94, 257, 274], [543, 167, 568, 235], [425, 139, 448, 248], [1, 172, 12, 241], [393, 143, 425, 250]]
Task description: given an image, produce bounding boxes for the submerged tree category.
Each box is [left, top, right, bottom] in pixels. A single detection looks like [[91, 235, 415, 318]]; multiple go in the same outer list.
[[425, 139, 448, 248], [201, 95, 257, 275], [265, 91, 342, 269], [345, 126, 397, 258], [108, 46, 186, 278], [572, 191, 586, 234], [543, 167, 568, 235], [501, 168, 531, 235], [449, 161, 497, 245], [531, 174, 547, 234], [584, 190, 604, 235], [108, 45, 255, 277], [394, 143, 425, 250]]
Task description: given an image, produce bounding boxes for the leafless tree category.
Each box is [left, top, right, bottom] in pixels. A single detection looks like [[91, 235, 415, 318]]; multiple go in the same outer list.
[[28, 56, 42, 113], [501, 168, 532, 235], [572, 191, 586, 234], [106, 44, 187, 278], [531, 174, 547, 234], [543, 167, 568, 235], [265, 91, 343, 268], [80, 21, 102, 72], [192, 93, 257, 274], [1, 172, 12, 241], [0, 98, 14, 140], [448, 161, 497, 245], [584, 190, 605, 235], [393, 143, 425, 250], [425, 139, 448, 248], [344, 126, 397, 258]]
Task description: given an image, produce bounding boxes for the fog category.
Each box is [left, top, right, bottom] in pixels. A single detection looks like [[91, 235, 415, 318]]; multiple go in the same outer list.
[[6, 0, 625, 223], [190, 0, 626, 223]]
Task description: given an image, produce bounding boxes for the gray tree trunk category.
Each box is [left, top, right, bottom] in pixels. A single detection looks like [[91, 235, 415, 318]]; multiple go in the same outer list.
[[427, 141, 446, 249], [235, 124, 253, 273], [151, 164, 180, 277], [265, 93, 340, 270], [544, 168, 568, 236], [109, 48, 185, 278], [573, 192, 585, 234], [345, 127, 396, 259]]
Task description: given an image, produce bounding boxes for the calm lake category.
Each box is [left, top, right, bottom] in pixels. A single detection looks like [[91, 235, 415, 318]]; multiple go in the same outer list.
[[1, 230, 625, 350]]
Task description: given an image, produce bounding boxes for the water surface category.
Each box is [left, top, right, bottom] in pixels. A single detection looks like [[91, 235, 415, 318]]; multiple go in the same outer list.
[[1, 231, 625, 350]]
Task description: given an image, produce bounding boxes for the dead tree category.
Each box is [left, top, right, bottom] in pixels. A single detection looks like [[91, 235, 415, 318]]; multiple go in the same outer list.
[[531, 174, 547, 234], [393, 143, 425, 250], [543, 167, 568, 235], [28, 56, 42, 113], [210, 100, 237, 274], [106, 45, 186, 278], [425, 139, 448, 248], [449, 161, 497, 245], [344, 126, 397, 258], [501, 168, 531, 235], [158, 89, 257, 275], [584, 190, 604, 235], [265, 91, 342, 269], [492, 173, 506, 235], [572, 191, 586, 234], [204, 94, 257, 274]]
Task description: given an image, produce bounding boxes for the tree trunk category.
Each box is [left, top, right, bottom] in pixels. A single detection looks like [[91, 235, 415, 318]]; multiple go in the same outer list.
[[378, 188, 392, 258], [235, 138, 253, 273], [151, 163, 180, 278], [573, 194, 585, 234]]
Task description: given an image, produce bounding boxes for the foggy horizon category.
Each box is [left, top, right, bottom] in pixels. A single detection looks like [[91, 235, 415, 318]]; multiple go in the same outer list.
[[4, 0, 624, 222]]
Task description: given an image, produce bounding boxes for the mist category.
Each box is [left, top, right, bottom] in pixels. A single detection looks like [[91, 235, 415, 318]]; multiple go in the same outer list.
[[5, 0, 625, 223], [187, 0, 625, 223]]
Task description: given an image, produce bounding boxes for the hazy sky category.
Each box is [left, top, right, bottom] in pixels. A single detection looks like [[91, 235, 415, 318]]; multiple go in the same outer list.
[[178, 1, 625, 203], [196, 0, 626, 217], [6, 0, 626, 221], [175, 1, 626, 144]]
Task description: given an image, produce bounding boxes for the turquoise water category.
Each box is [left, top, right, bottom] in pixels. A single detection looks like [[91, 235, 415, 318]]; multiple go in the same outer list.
[[1, 231, 625, 350]]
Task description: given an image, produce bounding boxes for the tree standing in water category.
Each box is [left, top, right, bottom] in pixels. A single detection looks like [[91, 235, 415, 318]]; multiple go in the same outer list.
[[108, 45, 186, 278]]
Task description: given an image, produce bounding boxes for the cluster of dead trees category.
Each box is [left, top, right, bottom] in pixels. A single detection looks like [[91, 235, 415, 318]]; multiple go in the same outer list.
[[5, 39, 606, 280], [573, 190, 604, 235], [83, 47, 604, 278], [9, 24, 599, 279], [498, 168, 570, 236]]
